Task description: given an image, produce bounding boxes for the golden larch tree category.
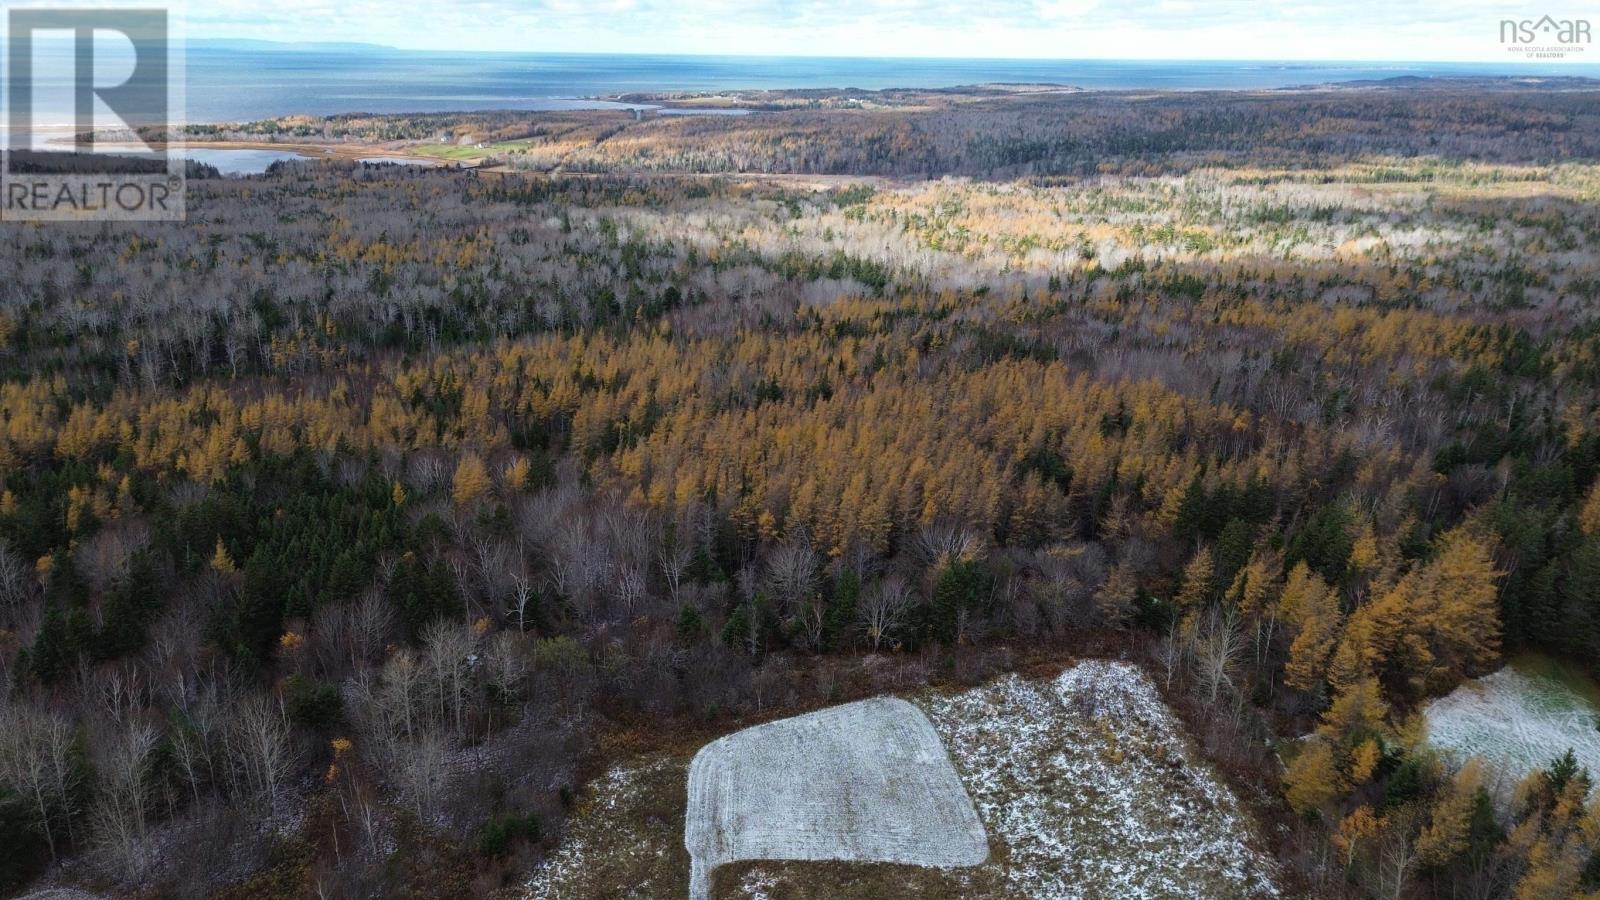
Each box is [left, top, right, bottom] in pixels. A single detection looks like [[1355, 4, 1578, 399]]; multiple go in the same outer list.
[[1283, 564, 1342, 693], [452, 453, 493, 506]]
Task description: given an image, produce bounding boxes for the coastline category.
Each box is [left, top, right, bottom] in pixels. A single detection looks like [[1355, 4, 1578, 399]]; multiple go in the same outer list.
[[30, 135, 454, 168], [157, 139, 450, 166], [21, 72, 1600, 174]]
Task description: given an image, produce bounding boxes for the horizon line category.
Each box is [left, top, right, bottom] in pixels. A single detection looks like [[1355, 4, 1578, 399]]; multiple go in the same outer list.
[[179, 39, 1600, 68]]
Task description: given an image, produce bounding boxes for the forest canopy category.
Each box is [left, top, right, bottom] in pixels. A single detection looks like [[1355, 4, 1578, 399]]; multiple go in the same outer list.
[[5, 83, 1600, 899]]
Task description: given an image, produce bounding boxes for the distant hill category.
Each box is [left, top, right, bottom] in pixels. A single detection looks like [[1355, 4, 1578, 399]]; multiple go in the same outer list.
[[1307, 73, 1600, 91]]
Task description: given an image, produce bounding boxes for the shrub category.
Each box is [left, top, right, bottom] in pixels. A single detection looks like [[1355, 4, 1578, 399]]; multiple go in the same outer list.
[[0, 792, 48, 892], [285, 675, 343, 730], [478, 813, 542, 858]]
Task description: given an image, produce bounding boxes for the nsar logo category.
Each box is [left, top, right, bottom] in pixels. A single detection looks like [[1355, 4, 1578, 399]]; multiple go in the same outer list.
[[1500, 14, 1591, 58]]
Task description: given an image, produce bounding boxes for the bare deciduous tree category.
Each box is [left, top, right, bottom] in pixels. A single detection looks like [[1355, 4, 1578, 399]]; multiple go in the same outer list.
[[766, 540, 817, 613], [1193, 609, 1243, 705], [0, 541, 37, 608], [1370, 805, 1423, 900], [75, 520, 152, 594], [470, 537, 518, 607], [383, 726, 448, 823], [658, 534, 693, 605], [168, 704, 215, 806], [228, 694, 296, 810], [615, 563, 648, 618], [91, 718, 161, 881], [508, 572, 537, 633], [915, 521, 984, 566], [0, 705, 82, 860], [483, 630, 528, 707], [349, 589, 395, 667], [794, 592, 828, 651], [1157, 621, 1190, 691], [422, 619, 475, 738], [859, 574, 914, 651], [372, 648, 426, 740], [89, 663, 148, 726]]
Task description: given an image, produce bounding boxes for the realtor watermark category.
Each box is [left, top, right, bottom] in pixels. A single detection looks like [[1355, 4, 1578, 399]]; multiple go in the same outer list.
[[2, 5, 185, 222], [1501, 14, 1591, 59]]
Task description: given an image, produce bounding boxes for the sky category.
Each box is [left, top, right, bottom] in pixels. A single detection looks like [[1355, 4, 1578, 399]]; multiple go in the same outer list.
[[7, 0, 1599, 61]]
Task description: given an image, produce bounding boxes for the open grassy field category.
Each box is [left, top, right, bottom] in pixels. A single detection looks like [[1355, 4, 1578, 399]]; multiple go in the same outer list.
[[409, 140, 537, 161]]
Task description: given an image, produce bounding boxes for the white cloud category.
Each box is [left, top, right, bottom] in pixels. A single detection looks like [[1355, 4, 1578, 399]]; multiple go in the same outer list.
[[1035, 0, 1103, 21]]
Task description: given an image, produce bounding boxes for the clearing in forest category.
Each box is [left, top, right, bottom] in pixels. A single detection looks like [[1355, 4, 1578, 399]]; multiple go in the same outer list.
[[1424, 654, 1600, 800], [524, 660, 1279, 899]]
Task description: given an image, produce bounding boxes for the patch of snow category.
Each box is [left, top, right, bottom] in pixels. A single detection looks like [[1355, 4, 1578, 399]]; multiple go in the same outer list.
[[917, 660, 1279, 899], [684, 697, 988, 900], [735, 870, 780, 900], [1424, 665, 1600, 797], [526, 758, 681, 900]]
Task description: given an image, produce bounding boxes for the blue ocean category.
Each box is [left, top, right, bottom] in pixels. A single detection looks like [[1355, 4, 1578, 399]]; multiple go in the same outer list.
[[12, 42, 1600, 171], [176, 45, 1600, 122]]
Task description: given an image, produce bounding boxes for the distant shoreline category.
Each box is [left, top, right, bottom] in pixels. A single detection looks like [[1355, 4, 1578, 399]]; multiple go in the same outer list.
[[18, 73, 1600, 175], [132, 51, 1600, 123], [14, 71, 1600, 140]]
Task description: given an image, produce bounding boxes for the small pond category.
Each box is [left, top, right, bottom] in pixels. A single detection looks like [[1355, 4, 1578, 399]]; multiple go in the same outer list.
[[177, 147, 318, 175]]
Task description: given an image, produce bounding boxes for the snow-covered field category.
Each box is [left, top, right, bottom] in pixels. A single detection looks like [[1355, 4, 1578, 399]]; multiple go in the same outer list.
[[914, 661, 1278, 899], [684, 697, 988, 900], [525, 660, 1279, 899], [1424, 656, 1600, 799]]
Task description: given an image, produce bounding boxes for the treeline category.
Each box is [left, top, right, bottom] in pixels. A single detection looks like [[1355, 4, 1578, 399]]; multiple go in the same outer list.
[[183, 84, 1600, 179], [556, 88, 1600, 177]]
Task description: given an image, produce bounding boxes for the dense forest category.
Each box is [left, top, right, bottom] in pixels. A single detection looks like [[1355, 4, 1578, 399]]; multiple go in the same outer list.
[[6, 84, 1600, 898], [175, 79, 1600, 176]]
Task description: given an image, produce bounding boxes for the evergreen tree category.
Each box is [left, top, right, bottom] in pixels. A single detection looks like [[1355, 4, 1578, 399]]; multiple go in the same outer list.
[[1211, 518, 1255, 598], [1289, 503, 1355, 586], [824, 570, 860, 650], [93, 551, 163, 660], [927, 558, 985, 645], [223, 550, 288, 666]]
